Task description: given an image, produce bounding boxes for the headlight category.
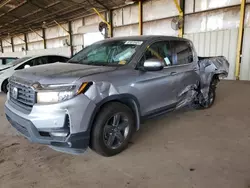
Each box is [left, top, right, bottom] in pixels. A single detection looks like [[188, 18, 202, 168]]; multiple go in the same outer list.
[[36, 83, 91, 104]]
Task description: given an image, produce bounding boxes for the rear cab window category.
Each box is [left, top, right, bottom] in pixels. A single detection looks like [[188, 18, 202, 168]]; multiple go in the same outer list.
[[170, 40, 193, 66]]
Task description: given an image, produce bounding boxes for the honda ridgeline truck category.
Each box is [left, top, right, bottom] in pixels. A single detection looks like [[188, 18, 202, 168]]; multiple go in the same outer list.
[[5, 36, 229, 156]]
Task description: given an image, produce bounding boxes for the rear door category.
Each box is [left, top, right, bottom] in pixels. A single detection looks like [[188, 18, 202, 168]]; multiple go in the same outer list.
[[169, 40, 200, 107]]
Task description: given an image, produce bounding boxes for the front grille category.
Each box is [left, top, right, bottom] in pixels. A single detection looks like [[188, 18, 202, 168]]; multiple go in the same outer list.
[[6, 115, 30, 138], [9, 81, 36, 112]]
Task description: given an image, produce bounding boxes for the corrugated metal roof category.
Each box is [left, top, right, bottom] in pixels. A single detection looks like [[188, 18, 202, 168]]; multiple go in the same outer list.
[[0, 0, 129, 37]]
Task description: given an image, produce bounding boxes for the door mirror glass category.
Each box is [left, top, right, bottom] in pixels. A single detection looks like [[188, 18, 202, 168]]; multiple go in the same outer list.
[[24, 64, 31, 69], [143, 58, 164, 71]]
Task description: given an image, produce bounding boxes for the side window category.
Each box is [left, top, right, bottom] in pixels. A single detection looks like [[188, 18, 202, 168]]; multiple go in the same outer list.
[[48, 56, 61, 63], [15, 57, 47, 70], [49, 56, 69, 63], [15, 60, 33, 70], [58, 56, 69, 62], [141, 41, 172, 66], [33, 57, 48, 66], [171, 40, 193, 65], [0, 59, 3, 65]]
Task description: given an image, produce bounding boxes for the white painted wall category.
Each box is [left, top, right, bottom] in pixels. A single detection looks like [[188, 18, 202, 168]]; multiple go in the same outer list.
[[185, 7, 241, 34], [113, 0, 179, 37], [185, 0, 250, 13], [26, 47, 71, 57], [72, 18, 84, 54], [0, 1, 250, 81], [0, 51, 25, 57], [185, 29, 238, 80], [143, 19, 178, 36]]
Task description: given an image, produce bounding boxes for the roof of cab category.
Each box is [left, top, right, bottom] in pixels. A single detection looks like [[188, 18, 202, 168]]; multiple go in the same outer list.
[[104, 35, 189, 42]]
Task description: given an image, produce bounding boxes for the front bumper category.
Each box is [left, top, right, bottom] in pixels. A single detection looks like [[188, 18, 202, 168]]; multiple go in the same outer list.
[[5, 106, 89, 154], [5, 93, 97, 155]]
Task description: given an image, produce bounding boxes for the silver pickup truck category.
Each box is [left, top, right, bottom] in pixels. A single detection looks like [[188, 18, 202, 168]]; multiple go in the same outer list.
[[5, 36, 229, 157]]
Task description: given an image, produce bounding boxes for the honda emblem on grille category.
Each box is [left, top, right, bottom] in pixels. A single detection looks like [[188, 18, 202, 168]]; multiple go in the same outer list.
[[12, 87, 18, 99]]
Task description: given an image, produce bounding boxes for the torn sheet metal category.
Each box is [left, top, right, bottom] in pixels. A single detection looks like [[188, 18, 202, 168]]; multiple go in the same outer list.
[[199, 56, 229, 100], [175, 56, 229, 109]]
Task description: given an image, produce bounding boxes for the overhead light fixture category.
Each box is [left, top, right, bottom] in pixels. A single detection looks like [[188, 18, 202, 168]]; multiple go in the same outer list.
[[42, 21, 47, 29], [125, 0, 136, 5]]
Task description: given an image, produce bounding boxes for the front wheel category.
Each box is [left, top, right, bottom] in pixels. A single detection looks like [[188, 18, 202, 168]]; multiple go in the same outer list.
[[1, 79, 8, 94], [90, 102, 135, 157]]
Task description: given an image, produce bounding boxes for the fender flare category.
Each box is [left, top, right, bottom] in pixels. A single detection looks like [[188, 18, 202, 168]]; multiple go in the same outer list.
[[88, 94, 141, 132]]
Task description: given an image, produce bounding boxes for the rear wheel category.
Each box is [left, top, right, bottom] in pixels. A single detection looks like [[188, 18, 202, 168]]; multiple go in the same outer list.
[[1, 79, 8, 94], [90, 102, 135, 157], [193, 77, 218, 109]]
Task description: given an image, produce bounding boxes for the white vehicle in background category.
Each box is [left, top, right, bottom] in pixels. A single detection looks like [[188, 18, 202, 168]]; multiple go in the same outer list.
[[0, 57, 18, 71], [0, 55, 69, 93]]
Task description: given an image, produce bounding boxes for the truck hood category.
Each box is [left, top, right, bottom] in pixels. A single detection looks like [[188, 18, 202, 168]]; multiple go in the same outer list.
[[12, 62, 117, 85]]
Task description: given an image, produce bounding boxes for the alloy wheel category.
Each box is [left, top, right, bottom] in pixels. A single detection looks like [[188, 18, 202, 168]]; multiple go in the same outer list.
[[103, 113, 130, 150]]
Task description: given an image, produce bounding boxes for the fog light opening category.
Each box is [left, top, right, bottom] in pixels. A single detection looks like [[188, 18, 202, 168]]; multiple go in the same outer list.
[[50, 132, 69, 137]]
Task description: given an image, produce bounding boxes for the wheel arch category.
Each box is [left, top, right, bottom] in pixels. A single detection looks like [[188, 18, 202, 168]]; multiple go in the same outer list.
[[88, 94, 141, 133], [1, 78, 9, 93]]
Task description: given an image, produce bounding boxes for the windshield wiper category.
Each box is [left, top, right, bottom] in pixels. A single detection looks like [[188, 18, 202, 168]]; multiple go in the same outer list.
[[68, 60, 118, 66], [86, 62, 106, 66]]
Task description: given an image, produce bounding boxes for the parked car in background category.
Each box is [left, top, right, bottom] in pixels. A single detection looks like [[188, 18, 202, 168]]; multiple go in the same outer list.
[[0, 57, 18, 70], [5, 36, 229, 157], [0, 55, 69, 93]]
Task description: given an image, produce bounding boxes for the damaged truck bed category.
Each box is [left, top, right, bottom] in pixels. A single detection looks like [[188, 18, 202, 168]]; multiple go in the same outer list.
[[176, 56, 229, 110], [5, 36, 229, 156]]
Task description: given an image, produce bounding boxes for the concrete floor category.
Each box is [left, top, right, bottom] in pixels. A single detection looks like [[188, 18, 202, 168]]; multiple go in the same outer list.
[[0, 81, 250, 188]]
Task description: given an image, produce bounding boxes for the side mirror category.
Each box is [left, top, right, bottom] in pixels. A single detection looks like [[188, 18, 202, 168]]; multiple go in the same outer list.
[[24, 65, 31, 69], [143, 58, 164, 71]]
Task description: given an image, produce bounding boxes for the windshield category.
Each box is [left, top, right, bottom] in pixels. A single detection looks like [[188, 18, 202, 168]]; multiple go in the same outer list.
[[12, 57, 31, 66], [69, 40, 144, 66]]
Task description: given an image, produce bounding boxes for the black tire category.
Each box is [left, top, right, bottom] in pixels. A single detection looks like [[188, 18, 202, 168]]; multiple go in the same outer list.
[[90, 102, 135, 157], [193, 78, 217, 110], [1, 79, 8, 94]]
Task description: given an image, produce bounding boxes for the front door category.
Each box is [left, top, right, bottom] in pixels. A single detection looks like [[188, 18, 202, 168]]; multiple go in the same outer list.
[[134, 41, 180, 116]]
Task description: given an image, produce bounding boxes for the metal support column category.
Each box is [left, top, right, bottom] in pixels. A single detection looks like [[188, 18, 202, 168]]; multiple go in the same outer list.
[[180, 0, 185, 37], [24, 33, 28, 51], [11, 37, 14, 52], [174, 0, 184, 37], [29, 28, 46, 49], [42, 28, 46, 49], [235, 0, 246, 80], [68, 21, 74, 57], [108, 10, 113, 37], [0, 40, 3, 53], [138, 0, 143, 35]]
